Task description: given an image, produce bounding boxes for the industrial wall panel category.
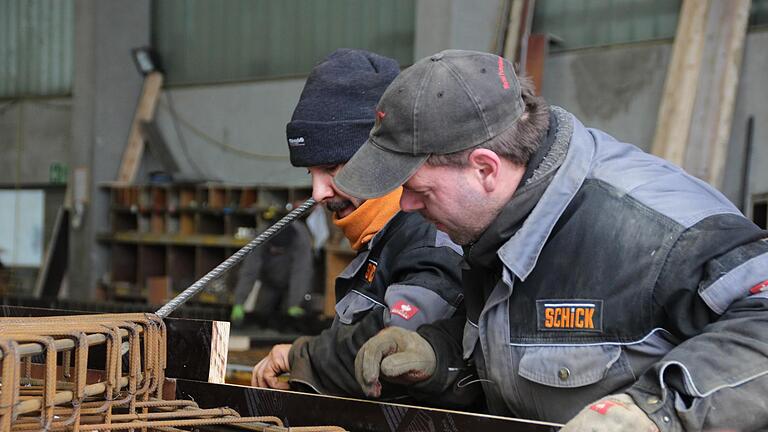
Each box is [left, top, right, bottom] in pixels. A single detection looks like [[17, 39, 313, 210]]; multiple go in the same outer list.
[[751, 0, 768, 27], [152, 0, 415, 86], [532, 0, 681, 51], [533, 0, 768, 52], [0, 0, 73, 97]]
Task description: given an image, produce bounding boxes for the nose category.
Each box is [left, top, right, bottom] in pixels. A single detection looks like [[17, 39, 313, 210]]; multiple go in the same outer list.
[[400, 190, 424, 212], [311, 173, 335, 203]]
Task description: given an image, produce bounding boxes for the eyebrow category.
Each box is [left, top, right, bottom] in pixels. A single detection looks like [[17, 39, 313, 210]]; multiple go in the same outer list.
[[403, 184, 429, 193]]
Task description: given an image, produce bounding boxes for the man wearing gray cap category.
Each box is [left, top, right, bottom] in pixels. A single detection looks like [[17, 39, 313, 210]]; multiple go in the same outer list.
[[335, 50, 768, 430]]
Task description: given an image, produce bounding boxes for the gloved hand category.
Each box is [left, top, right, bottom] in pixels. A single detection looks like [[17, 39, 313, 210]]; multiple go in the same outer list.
[[560, 393, 659, 432], [354, 326, 436, 398], [251, 344, 291, 390]]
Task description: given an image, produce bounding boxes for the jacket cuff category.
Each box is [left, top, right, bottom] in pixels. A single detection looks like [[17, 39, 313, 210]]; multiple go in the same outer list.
[[626, 382, 681, 432], [287, 335, 313, 369], [410, 326, 458, 393]]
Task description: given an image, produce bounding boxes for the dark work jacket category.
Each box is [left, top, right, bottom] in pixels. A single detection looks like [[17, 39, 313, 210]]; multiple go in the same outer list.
[[289, 211, 465, 400], [417, 107, 768, 431]]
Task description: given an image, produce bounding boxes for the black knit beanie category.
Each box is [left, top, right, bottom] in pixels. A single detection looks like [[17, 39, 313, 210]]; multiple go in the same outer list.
[[286, 49, 400, 167]]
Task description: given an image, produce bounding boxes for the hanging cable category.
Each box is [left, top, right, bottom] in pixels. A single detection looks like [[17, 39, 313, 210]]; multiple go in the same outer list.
[[157, 97, 290, 160], [164, 90, 210, 178]]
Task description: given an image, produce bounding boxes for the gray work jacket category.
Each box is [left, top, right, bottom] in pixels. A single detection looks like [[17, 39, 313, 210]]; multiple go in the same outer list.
[[418, 107, 768, 431]]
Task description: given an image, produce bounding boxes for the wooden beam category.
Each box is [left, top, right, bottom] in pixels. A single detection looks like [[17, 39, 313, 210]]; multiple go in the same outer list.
[[651, 0, 710, 165], [117, 71, 164, 183], [208, 321, 229, 384], [683, 0, 751, 188], [503, 0, 535, 70]]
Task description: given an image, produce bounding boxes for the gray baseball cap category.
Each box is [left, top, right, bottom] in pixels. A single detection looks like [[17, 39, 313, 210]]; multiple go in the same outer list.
[[334, 49, 525, 199]]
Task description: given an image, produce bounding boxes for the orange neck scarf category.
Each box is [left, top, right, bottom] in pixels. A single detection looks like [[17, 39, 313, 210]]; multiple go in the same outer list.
[[333, 188, 403, 251]]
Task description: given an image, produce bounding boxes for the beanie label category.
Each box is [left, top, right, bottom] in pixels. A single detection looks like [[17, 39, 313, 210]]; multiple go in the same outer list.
[[288, 137, 306, 147]]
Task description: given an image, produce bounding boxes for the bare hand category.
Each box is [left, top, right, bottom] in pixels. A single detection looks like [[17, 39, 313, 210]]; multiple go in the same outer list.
[[251, 344, 291, 389]]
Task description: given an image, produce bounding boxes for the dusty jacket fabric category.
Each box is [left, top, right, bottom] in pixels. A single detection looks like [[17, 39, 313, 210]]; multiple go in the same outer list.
[[289, 211, 465, 398], [418, 106, 768, 430]]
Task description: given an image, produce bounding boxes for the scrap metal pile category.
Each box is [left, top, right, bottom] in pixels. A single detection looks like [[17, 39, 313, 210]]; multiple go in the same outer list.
[[0, 313, 344, 431]]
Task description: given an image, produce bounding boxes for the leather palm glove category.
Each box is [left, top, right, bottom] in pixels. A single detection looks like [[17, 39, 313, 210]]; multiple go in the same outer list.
[[354, 327, 436, 398], [561, 394, 659, 432]]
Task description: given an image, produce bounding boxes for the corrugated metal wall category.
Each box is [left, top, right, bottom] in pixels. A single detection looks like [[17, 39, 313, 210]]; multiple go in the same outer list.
[[532, 0, 681, 51], [0, 0, 764, 95], [0, 0, 74, 98], [533, 0, 768, 52], [152, 0, 415, 86]]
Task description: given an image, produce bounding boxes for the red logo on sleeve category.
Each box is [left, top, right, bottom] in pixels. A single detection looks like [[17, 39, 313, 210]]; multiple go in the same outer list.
[[390, 300, 420, 320], [589, 400, 625, 415], [750, 280, 768, 295]]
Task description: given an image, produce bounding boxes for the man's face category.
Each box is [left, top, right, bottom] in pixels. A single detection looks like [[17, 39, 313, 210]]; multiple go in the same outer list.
[[309, 164, 365, 219], [401, 164, 496, 245]]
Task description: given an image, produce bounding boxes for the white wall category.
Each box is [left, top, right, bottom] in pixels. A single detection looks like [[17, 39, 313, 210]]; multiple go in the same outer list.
[[152, 78, 310, 186], [726, 30, 768, 212], [541, 31, 768, 208]]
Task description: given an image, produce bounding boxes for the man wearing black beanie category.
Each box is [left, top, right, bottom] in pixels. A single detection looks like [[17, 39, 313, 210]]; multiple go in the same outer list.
[[251, 49, 467, 401]]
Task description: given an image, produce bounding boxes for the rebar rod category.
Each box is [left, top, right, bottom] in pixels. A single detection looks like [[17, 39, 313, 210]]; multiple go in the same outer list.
[[156, 197, 316, 318], [0, 329, 130, 360]]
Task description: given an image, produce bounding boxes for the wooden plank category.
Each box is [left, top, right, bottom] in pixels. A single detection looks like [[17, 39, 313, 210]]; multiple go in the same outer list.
[[502, 0, 535, 69], [503, 0, 525, 62], [117, 71, 164, 183], [176, 379, 559, 431], [208, 320, 229, 384], [651, 0, 710, 165], [683, 0, 751, 188]]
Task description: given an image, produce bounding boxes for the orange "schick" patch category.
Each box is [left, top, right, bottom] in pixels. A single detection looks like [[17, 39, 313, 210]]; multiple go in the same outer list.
[[536, 300, 603, 333], [363, 260, 378, 283]]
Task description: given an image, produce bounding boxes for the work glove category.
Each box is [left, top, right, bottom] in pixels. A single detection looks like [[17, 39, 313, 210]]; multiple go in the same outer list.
[[560, 393, 659, 432], [354, 327, 436, 398]]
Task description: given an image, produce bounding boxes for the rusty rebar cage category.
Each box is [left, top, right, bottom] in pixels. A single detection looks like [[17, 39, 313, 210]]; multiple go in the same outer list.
[[0, 313, 344, 431]]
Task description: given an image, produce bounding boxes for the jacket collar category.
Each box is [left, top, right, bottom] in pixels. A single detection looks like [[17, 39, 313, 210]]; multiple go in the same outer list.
[[498, 107, 594, 281], [337, 211, 404, 279]]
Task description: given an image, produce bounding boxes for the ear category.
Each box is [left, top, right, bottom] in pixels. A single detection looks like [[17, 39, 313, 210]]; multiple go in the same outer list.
[[467, 149, 502, 193]]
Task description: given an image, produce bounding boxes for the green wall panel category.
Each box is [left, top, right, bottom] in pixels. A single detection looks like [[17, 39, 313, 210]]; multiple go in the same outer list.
[[152, 0, 415, 86], [532, 0, 681, 51], [533, 0, 768, 53], [0, 0, 73, 97]]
